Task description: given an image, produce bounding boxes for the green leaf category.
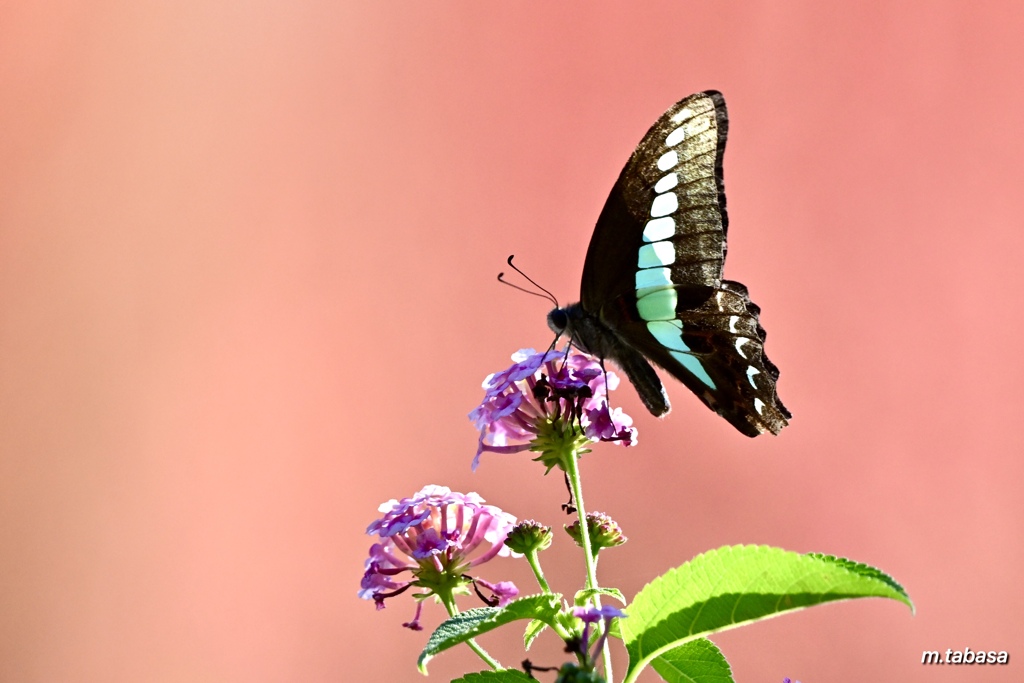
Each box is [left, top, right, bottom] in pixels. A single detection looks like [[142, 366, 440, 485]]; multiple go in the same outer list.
[[523, 618, 547, 650], [650, 638, 734, 683], [621, 545, 912, 681], [452, 670, 534, 683], [805, 552, 911, 604], [574, 587, 627, 606], [417, 594, 562, 673]]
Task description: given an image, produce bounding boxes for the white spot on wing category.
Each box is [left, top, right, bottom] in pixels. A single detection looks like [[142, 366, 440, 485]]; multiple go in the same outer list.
[[728, 315, 740, 333], [754, 398, 766, 415], [654, 173, 678, 193], [746, 365, 760, 389], [650, 192, 678, 218], [665, 126, 686, 147], [734, 337, 749, 359], [642, 217, 675, 242], [657, 150, 678, 171], [637, 241, 675, 268]]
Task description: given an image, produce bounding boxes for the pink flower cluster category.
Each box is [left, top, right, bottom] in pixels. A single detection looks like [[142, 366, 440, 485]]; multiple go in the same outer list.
[[359, 485, 519, 626], [469, 348, 636, 469]]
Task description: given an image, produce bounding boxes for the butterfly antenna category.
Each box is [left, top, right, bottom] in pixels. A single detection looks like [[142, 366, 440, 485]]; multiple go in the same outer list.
[[497, 255, 559, 307]]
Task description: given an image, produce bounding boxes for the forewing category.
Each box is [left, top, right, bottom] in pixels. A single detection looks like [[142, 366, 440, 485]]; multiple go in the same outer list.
[[609, 281, 790, 436], [581, 91, 729, 311]]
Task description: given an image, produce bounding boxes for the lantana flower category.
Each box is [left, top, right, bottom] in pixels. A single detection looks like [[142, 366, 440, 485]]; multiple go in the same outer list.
[[470, 348, 636, 470], [571, 604, 628, 673], [359, 485, 519, 629]]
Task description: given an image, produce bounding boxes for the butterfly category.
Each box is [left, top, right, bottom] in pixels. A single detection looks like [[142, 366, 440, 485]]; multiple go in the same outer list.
[[547, 91, 790, 436]]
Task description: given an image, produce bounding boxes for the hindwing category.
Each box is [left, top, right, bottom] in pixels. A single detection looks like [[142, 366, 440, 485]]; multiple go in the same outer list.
[[602, 280, 790, 436]]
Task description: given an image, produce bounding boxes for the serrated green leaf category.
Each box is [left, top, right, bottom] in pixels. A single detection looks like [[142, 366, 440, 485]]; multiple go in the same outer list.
[[805, 552, 911, 606], [452, 669, 534, 683], [650, 638, 734, 683], [574, 587, 627, 606], [523, 618, 547, 650], [621, 545, 912, 682], [417, 595, 562, 673]]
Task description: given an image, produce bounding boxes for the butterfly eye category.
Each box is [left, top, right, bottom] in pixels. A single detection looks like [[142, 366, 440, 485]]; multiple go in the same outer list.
[[547, 308, 569, 335]]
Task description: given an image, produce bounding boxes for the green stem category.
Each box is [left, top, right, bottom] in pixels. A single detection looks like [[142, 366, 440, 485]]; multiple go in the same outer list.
[[563, 454, 598, 591], [465, 637, 501, 671], [563, 451, 615, 683], [524, 548, 575, 641], [525, 548, 552, 594], [439, 592, 502, 670]]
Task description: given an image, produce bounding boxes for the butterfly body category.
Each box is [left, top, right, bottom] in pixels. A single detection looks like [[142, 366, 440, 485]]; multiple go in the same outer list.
[[547, 91, 790, 436]]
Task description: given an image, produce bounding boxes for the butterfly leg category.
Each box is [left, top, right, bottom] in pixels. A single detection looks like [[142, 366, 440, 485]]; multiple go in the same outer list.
[[609, 346, 671, 417]]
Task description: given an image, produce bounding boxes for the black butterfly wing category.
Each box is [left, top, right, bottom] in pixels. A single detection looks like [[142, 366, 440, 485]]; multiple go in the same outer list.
[[608, 281, 790, 436], [580, 90, 728, 312], [569, 90, 789, 435]]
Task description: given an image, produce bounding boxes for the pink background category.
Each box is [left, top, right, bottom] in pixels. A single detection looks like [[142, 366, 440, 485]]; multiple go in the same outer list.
[[2, 3, 1022, 682]]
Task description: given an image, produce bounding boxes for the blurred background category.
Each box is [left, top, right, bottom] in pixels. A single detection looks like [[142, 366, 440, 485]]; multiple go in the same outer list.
[[2, 2, 1022, 681]]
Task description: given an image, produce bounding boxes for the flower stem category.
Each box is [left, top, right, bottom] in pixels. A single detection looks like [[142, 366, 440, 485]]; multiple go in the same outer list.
[[525, 548, 552, 594], [523, 548, 575, 641], [563, 454, 598, 590], [465, 637, 501, 670], [563, 452, 614, 683], [439, 592, 502, 670]]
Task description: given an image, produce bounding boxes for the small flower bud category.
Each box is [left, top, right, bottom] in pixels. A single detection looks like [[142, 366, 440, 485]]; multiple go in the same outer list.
[[564, 512, 627, 555], [505, 520, 554, 554]]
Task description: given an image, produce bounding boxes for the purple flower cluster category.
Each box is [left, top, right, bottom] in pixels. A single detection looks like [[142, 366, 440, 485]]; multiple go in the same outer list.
[[469, 349, 637, 469], [359, 485, 519, 627]]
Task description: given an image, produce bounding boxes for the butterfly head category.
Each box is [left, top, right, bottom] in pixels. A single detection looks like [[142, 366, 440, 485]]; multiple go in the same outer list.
[[546, 306, 569, 338], [548, 302, 609, 358]]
